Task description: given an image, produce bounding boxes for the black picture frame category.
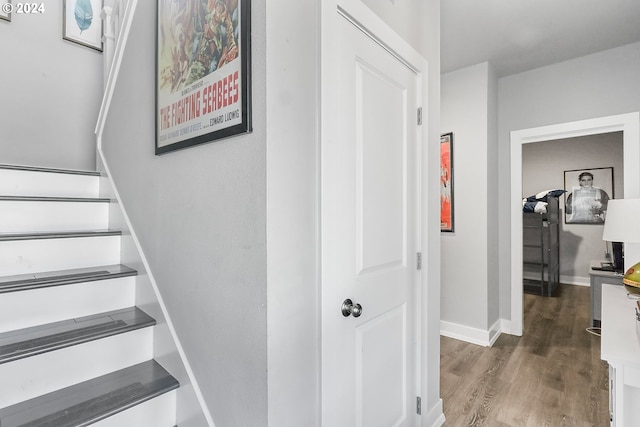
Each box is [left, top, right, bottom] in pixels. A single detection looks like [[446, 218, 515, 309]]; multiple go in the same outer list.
[[155, 0, 252, 155], [564, 167, 613, 224]]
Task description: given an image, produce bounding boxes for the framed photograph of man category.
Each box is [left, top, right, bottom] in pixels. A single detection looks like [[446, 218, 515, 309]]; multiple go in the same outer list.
[[155, 0, 252, 155], [564, 167, 613, 224]]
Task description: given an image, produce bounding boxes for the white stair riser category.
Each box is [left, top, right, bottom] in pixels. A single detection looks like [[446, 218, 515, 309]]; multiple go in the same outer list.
[[0, 201, 110, 232], [0, 327, 154, 408], [0, 236, 121, 276], [90, 390, 177, 427], [0, 169, 100, 198], [0, 277, 136, 333]]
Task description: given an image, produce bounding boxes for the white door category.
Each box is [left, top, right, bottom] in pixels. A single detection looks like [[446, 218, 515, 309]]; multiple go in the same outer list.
[[321, 13, 421, 427]]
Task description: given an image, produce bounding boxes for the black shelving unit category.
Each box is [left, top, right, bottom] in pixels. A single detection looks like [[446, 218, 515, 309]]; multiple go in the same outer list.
[[523, 196, 560, 296]]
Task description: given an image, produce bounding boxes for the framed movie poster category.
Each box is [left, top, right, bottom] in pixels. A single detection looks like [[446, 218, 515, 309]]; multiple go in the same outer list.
[[564, 167, 613, 224], [156, 0, 252, 155], [440, 132, 454, 232], [63, 0, 103, 51]]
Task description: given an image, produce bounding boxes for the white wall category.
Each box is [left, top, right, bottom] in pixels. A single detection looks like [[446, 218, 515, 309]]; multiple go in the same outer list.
[[522, 133, 624, 284], [266, 2, 320, 426], [441, 63, 498, 344], [0, 2, 102, 170], [101, 2, 267, 426], [487, 64, 499, 327], [498, 42, 640, 320]]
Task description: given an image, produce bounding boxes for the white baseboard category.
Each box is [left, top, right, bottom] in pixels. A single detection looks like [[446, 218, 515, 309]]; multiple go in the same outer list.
[[448, 279, 590, 348], [523, 272, 590, 287], [424, 398, 445, 427], [500, 318, 516, 336], [560, 275, 589, 286], [440, 318, 503, 347]]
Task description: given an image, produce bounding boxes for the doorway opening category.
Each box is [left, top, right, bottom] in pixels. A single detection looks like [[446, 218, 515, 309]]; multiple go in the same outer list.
[[522, 132, 623, 296], [509, 113, 640, 335]]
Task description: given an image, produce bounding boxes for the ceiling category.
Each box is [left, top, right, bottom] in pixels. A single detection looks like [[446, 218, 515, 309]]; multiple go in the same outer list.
[[441, 0, 640, 77]]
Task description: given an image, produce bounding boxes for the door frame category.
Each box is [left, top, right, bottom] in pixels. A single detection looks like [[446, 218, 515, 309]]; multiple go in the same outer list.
[[320, 0, 439, 425], [509, 112, 640, 335]]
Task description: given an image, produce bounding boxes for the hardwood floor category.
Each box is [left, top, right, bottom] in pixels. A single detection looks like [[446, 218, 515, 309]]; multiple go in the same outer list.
[[440, 284, 609, 427]]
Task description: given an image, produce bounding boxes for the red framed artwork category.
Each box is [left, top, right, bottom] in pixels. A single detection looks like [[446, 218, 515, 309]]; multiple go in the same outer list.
[[440, 132, 454, 232]]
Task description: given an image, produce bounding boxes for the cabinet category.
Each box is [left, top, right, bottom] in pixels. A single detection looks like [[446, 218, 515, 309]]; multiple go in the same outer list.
[[589, 261, 624, 327], [523, 196, 560, 296], [601, 284, 640, 427]]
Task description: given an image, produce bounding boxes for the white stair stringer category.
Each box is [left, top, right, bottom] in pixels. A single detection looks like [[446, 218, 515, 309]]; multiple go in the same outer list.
[[98, 155, 213, 426], [0, 164, 180, 426]]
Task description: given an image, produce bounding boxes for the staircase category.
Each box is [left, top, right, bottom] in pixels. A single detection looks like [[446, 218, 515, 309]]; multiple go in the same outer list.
[[0, 164, 179, 426]]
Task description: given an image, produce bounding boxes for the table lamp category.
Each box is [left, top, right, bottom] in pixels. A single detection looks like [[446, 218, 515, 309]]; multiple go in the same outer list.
[[602, 198, 640, 294]]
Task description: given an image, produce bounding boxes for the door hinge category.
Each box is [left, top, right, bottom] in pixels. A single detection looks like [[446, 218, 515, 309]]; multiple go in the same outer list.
[[416, 396, 422, 415], [417, 107, 423, 125], [417, 252, 422, 270]]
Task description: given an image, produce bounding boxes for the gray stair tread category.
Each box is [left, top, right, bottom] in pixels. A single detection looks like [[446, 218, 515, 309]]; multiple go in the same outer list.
[[0, 230, 121, 241], [0, 360, 178, 427], [0, 195, 111, 203], [0, 164, 100, 176], [0, 307, 155, 364], [0, 264, 137, 294]]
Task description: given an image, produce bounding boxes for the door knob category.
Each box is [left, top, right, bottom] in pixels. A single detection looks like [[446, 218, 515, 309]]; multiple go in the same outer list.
[[341, 299, 363, 318]]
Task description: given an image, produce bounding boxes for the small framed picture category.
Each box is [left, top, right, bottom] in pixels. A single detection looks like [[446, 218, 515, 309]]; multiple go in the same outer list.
[[0, 1, 11, 21], [63, 0, 103, 51], [564, 167, 613, 224]]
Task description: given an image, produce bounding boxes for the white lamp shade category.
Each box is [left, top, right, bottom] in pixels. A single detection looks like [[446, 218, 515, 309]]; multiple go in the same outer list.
[[602, 198, 640, 243]]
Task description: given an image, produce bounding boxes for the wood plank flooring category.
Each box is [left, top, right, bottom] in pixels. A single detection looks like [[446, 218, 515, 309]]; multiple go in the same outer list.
[[440, 284, 609, 427]]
